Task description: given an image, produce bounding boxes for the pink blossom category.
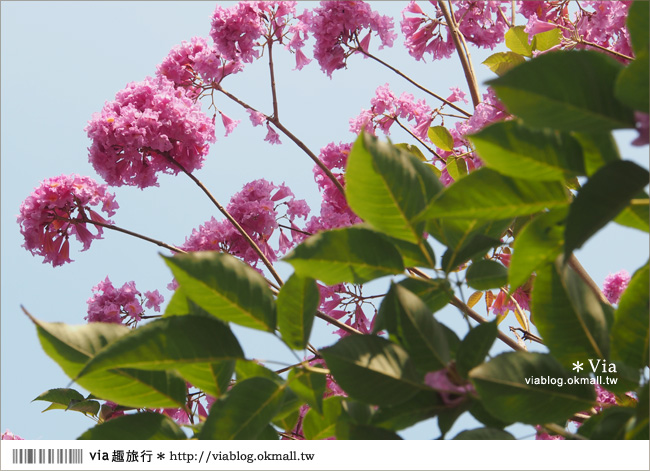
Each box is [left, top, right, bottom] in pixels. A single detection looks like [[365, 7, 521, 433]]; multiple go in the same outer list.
[[293, 48, 311, 70], [210, 3, 266, 64], [17, 174, 118, 266], [602, 270, 631, 304], [306, 142, 361, 234], [1, 429, 24, 440], [524, 13, 558, 40], [446, 86, 468, 104], [425, 369, 475, 407], [264, 123, 282, 145], [86, 76, 215, 189], [156, 37, 242, 95], [181, 179, 309, 265], [534, 425, 565, 440], [304, 1, 396, 77], [220, 111, 240, 137], [247, 109, 268, 127], [402, 1, 509, 62], [144, 290, 165, 312], [86, 277, 161, 324], [162, 407, 190, 425]]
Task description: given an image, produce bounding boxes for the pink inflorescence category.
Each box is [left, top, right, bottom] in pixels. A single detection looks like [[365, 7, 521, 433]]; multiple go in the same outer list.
[[156, 37, 244, 96], [402, 1, 509, 62], [602, 269, 631, 304], [181, 179, 310, 266], [1, 429, 24, 440], [85, 76, 215, 189], [86, 276, 164, 324], [305, 142, 362, 234], [17, 174, 119, 267], [518, 1, 633, 60], [304, 1, 396, 77]]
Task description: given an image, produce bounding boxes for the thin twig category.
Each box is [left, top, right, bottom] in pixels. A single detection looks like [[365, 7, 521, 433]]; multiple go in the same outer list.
[[268, 39, 279, 119], [157, 150, 284, 286], [567, 255, 610, 306], [60, 216, 186, 254], [578, 39, 634, 61], [438, 1, 481, 108], [359, 48, 472, 117], [216, 85, 346, 197]]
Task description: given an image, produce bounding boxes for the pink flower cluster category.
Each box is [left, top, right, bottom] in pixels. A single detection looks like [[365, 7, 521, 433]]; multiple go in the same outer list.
[[85, 76, 215, 189], [425, 369, 475, 407], [602, 269, 630, 304], [17, 174, 119, 267], [85, 276, 164, 324], [305, 142, 361, 234], [210, 2, 306, 69], [349, 83, 434, 140], [519, 1, 633, 60], [402, 1, 509, 62], [181, 179, 310, 266], [1, 429, 24, 440], [156, 37, 243, 96], [303, 1, 397, 77], [317, 283, 375, 338]]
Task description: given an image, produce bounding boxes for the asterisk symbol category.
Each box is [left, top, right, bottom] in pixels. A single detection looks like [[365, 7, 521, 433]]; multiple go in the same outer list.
[[572, 361, 584, 372], [157, 453, 165, 461]]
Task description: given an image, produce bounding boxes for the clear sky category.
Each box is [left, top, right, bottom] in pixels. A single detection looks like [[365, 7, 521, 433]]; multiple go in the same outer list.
[[1, 1, 647, 441]]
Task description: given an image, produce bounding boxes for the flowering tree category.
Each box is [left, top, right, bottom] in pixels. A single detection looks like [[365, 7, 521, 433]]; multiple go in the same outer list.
[[8, 1, 649, 441]]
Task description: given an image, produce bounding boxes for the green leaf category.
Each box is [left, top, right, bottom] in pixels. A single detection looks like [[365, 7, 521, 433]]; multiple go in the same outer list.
[[466, 260, 508, 290], [488, 51, 634, 132], [78, 412, 186, 440], [419, 168, 570, 221], [393, 143, 427, 161], [572, 131, 621, 176], [445, 156, 468, 182], [288, 368, 326, 415], [283, 226, 404, 285], [396, 277, 452, 314], [469, 352, 596, 424], [277, 274, 319, 350], [509, 207, 568, 290], [74, 315, 243, 398], [627, 1, 649, 56], [470, 121, 585, 181], [614, 191, 649, 232], [428, 126, 455, 151], [372, 389, 443, 431], [505, 26, 533, 57], [531, 28, 562, 52], [376, 284, 450, 371], [24, 311, 187, 409], [531, 258, 612, 368], [564, 161, 650, 258], [345, 133, 444, 243], [387, 236, 436, 268], [321, 335, 425, 406], [611, 262, 649, 369], [433, 218, 511, 273], [303, 396, 343, 440], [456, 321, 498, 379], [437, 404, 469, 438], [199, 377, 285, 440], [578, 407, 636, 440], [615, 52, 649, 112], [338, 422, 403, 440], [163, 252, 276, 332], [453, 427, 515, 440], [482, 51, 526, 76], [32, 388, 100, 416], [468, 400, 512, 429]]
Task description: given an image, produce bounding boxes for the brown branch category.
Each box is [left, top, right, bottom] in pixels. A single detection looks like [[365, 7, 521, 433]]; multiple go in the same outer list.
[[438, 1, 481, 108]]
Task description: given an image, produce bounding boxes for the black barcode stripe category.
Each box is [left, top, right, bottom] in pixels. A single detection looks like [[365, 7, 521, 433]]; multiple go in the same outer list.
[[12, 448, 83, 464]]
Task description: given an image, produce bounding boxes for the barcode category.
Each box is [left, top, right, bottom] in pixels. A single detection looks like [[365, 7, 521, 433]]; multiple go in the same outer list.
[[12, 449, 83, 465]]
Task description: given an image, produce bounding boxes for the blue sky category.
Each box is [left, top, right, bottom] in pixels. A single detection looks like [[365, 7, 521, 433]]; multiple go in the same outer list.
[[1, 1, 647, 441]]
